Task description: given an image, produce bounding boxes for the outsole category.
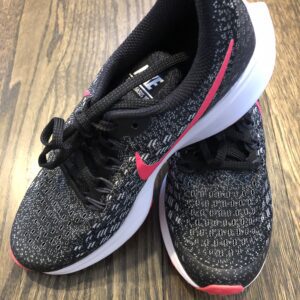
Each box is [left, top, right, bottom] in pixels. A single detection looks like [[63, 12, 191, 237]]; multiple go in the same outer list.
[[11, 0, 275, 275]]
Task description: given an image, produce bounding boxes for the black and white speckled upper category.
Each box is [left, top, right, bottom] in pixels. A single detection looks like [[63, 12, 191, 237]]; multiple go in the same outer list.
[[164, 105, 272, 287], [11, 0, 256, 272]]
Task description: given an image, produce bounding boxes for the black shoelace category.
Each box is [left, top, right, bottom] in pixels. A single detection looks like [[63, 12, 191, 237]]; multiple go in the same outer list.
[[38, 52, 188, 209], [179, 114, 261, 172]]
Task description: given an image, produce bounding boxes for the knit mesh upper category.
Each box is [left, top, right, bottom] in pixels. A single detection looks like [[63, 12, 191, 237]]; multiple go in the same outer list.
[[164, 105, 272, 286]]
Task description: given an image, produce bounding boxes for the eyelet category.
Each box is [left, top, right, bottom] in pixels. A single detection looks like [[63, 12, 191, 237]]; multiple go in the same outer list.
[[131, 123, 139, 130]]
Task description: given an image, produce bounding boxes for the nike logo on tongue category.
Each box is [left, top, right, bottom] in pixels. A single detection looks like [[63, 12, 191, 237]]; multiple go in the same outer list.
[[129, 65, 165, 100], [135, 39, 235, 181], [123, 51, 182, 103]]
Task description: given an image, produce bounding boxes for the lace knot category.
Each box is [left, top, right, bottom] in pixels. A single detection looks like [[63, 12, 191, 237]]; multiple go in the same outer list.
[[38, 118, 69, 169]]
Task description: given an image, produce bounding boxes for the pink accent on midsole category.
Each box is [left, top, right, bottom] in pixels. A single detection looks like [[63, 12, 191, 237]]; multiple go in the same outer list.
[[256, 100, 262, 114], [10, 248, 30, 271], [135, 39, 235, 181], [83, 89, 91, 97], [198, 284, 245, 295]]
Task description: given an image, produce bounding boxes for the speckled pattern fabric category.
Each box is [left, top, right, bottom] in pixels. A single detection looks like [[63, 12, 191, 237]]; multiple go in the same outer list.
[[11, 0, 256, 272], [164, 105, 272, 286], [10, 168, 102, 270]]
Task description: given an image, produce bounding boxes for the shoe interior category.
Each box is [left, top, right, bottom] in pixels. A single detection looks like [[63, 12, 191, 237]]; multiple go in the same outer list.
[[94, 0, 213, 103]]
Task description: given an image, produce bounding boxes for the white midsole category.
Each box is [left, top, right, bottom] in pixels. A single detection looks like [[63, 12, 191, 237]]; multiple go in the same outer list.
[[46, 1, 275, 275]]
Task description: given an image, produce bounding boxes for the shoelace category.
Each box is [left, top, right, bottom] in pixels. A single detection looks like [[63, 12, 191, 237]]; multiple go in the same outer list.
[[179, 114, 261, 172], [38, 52, 188, 209]]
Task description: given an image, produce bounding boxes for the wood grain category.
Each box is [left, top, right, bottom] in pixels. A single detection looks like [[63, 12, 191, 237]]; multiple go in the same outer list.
[[0, 0, 299, 299]]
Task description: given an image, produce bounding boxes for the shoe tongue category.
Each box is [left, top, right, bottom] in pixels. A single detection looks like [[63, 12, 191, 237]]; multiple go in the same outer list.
[[121, 51, 183, 102]]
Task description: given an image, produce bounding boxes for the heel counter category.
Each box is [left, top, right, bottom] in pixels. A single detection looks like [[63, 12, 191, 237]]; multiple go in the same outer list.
[[214, 0, 256, 103]]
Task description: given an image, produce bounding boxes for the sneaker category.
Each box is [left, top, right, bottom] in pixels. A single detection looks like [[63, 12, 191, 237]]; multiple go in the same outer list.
[[10, 0, 275, 274], [159, 103, 272, 295]]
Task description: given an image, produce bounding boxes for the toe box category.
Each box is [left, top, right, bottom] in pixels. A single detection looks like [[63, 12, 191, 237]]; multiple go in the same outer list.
[[10, 167, 102, 272], [173, 239, 269, 287]]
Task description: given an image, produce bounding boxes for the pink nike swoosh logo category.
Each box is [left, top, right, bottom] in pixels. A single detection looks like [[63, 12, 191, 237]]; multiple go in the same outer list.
[[136, 39, 235, 181]]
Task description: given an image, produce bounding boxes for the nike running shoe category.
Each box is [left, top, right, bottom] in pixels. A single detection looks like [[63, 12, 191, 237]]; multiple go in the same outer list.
[[10, 0, 275, 274], [159, 103, 272, 295]]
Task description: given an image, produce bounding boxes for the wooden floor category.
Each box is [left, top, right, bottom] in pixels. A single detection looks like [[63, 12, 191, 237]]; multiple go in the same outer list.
[[0, 0, 299, 299]]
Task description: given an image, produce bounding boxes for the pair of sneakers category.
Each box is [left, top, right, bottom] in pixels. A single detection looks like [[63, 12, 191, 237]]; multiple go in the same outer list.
[[10, 0, 275, 296]]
